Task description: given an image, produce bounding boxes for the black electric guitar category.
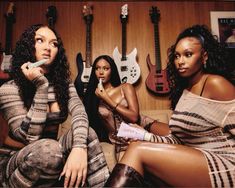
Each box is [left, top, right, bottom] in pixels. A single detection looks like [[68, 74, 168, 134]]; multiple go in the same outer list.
[[113, 4, 140, 84], [0, 2, 15, 78], [74, 5, 93, 98], [46, 5, 57, 29], [145, 6, 170, 95]]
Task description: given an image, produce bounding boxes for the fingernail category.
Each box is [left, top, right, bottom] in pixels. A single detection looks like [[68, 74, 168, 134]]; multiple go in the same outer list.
[[82, 182, 85, 187], [58, 175, 61, 181]]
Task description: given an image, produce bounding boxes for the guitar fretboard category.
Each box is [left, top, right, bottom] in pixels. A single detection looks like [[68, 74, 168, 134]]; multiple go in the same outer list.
[[5, 14, 14, 55], [121, 21, 127, 61], [154, 23, 162, 72], [85, 22, 92, 68]]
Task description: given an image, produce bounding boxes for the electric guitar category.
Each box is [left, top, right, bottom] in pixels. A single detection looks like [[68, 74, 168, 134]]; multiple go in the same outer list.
[[145, 6, 170, 94], [46, 5, 57, 29], [74, 5, 93, 97], [113, 4, 140, 84], [0, 2, 15, 78]]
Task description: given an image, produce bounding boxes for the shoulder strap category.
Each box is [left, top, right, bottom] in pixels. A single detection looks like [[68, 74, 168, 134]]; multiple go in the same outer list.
[[200, 75, 209, 96]]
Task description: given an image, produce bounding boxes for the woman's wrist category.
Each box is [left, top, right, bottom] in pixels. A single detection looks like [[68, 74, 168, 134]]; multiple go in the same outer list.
[[112, 102, 120, 111], [144, 121, 155, 132], [143, 132, 152, 141]]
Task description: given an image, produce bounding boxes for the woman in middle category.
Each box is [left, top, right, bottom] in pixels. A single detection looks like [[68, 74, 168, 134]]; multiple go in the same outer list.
[[84, 55, 170, 161]]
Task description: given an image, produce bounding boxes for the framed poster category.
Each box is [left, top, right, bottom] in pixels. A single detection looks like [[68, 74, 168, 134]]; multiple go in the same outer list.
[[210, 11, 235, 48]]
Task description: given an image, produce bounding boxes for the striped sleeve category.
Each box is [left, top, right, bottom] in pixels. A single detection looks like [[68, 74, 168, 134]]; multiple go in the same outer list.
[[0, 76, 49, 144], [223, 107, 235, 136], [68, 83, 88, 148]]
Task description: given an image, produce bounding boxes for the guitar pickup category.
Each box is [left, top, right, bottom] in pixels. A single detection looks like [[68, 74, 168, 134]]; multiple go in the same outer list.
[[121, 66, 128, 71]]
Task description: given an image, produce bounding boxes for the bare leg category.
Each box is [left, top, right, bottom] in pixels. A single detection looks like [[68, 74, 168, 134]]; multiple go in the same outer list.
[[120, 141, 211, 187]]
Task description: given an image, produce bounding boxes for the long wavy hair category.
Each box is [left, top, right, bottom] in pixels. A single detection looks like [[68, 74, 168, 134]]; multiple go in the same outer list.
[[167, 24, 234, 110], [84, 55, 121, 140], [10, 24, 71, 117]]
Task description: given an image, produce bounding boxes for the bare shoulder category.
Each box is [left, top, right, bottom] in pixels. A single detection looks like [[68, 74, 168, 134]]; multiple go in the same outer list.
[[121, 83, 135, 92], [206, 74, 235, 100]]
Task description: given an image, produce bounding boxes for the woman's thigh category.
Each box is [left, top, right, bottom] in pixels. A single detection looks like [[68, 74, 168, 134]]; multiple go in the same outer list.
[[121, 141, 211, 187]]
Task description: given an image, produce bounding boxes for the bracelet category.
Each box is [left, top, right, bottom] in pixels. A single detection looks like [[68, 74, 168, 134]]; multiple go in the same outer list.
[[143, 132, 152, 141], [113, 103, 119, 111]]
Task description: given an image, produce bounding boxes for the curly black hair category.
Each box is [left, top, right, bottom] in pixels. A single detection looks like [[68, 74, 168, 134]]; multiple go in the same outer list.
[[167, 24, 235, 110], [83, 55, 121, 140], [10, 24, 71, 117]]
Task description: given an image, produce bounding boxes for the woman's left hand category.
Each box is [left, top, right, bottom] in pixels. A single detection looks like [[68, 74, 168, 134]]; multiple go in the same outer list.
[[60, 147, 88, 188]]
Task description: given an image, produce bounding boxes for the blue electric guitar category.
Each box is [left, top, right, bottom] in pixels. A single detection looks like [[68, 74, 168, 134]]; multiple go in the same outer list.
[[113, 4, 141, 84], [75, 5, 93, 97]]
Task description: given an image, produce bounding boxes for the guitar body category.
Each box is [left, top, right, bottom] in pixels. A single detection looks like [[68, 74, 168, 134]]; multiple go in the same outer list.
[[113, 47, 140, 84], [1, 53, 12, 73], [146, 54, 170, 94], [0, 54, 10, 80], [74, 53, 92, 97]]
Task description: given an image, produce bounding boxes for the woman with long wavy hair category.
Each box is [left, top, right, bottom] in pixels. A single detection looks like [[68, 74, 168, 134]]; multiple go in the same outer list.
[[0, 24, 109, 187]]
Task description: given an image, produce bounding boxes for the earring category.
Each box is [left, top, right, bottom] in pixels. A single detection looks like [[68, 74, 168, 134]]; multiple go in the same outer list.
[[203, 62, 207, 69]]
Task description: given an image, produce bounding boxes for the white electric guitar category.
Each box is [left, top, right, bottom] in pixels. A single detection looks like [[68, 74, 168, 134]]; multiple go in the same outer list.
[[113, 4, 141, 84]]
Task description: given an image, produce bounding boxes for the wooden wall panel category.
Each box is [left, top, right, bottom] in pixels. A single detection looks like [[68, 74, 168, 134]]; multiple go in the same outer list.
[[0, 1, 234, 111]]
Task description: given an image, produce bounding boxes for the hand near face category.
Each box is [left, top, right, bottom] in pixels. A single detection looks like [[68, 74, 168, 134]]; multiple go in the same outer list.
[[95, 85, 109, 101], [21, 62, 44, 81]]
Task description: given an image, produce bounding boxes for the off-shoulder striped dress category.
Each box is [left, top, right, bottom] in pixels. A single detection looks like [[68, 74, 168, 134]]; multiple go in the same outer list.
[[149, 90, 235, 187]]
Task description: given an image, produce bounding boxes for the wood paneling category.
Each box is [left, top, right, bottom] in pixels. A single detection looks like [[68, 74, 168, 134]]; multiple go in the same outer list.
[[0, 1, 234, 111]]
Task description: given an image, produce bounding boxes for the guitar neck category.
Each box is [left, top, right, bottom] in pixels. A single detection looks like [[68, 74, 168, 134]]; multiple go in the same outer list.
[[5, 16, 14, 55], [48, 18, 55, 29], [154, 23, 162, 71], [85, 23, 92, 68], [121, 22, 127, 61]]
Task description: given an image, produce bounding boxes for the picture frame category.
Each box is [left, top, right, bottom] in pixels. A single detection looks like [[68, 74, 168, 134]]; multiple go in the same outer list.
[[210, 11, 235, 48]]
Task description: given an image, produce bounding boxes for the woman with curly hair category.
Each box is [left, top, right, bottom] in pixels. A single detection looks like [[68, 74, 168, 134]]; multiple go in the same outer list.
[[105, 25, 235, 187], [0, 24, 109, 187]]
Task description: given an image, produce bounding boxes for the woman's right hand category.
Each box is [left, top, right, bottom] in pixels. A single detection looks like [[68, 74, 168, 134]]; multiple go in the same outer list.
[[21, 62, 44, 81], [95, 86, 109, 101]]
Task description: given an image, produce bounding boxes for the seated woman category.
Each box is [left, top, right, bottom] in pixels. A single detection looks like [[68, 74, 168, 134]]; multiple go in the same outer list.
[[0, 24, 109, 187], [83, 55, 170, 161], [105, 25, 235, 187]]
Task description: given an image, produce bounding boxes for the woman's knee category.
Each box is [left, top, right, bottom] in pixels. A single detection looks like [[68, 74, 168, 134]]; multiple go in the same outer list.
[[25, 139, 64, 171], [123, 141, 144, 158]]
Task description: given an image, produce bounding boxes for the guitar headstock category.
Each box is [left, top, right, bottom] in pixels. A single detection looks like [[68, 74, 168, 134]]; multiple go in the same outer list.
[[5, 2, 16, 23], [83, 5, 93, 24], [120, 4, 128, 24], [46, 5, 57, 29], [149, 6, 160, 24]]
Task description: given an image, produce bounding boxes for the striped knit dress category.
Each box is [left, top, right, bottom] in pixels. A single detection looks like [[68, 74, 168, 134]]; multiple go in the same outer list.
[[0, 77, 109, 187], [149, 90, 235, 187]]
